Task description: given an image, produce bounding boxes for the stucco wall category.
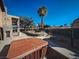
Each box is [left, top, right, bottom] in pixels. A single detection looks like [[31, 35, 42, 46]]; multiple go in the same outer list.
[[0, 8, 3, 27], [0, 7, 7, 27]]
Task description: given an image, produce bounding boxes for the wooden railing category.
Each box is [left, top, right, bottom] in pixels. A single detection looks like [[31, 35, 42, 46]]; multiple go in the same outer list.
[[23, 46, 47, 59]]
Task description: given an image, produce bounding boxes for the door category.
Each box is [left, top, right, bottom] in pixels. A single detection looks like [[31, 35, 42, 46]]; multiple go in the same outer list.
[[0, 28, 3, 40]]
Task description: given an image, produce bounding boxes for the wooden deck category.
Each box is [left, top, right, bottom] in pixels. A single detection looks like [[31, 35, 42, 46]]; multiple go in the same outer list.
[[6, 38, 48, 59]]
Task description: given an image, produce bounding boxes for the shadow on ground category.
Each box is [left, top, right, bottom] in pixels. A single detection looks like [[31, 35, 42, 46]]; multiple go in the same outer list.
[[0, 44, 10, 59], [43, 36, 79, 59]]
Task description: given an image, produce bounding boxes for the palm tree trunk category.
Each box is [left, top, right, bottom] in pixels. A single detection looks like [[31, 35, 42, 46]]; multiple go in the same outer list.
[[41, 16, 44, 29]]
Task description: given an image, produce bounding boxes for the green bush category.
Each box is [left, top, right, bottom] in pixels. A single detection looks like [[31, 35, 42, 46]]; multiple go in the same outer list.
[[34, 29, 41, 32]]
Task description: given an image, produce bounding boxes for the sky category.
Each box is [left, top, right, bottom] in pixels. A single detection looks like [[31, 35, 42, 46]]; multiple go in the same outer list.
[[4, 0, 79, 26]]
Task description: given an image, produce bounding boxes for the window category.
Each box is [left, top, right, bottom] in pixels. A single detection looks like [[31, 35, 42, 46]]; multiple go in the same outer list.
[[12, 18, 18, 33], [13, 29, 17, 32], [0, 28, 3, 40], [6, 31, 10, 37], [0, 29, 2, 40]]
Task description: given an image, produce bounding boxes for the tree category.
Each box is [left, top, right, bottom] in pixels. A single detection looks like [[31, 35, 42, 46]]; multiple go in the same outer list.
[[59, 25, 63, 27], [64, 24, 67, 26], [38, 6, 47, 29], [44, 25, 50, 28], [20, 16, 35, 30]]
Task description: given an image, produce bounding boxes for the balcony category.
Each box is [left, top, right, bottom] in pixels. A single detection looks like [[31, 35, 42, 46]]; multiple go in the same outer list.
[[0, 38, 48, 59]]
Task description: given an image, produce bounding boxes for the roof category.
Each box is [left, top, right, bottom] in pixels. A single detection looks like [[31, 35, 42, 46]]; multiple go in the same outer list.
[[0, 0, 5, 12], [7, 38, 48, 59], [73, 18, 79, 23], [7, 15, 19, 19], [45, 26, 71, 29]]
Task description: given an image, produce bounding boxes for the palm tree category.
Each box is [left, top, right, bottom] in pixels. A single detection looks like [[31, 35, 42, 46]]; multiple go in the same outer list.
[[38, 6, 47, 29]]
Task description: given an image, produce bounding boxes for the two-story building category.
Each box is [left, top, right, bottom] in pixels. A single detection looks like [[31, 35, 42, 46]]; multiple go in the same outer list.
[[0, 0, 7, 40], [0, 0, 20, 52], [0, 0, 20, 41]]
